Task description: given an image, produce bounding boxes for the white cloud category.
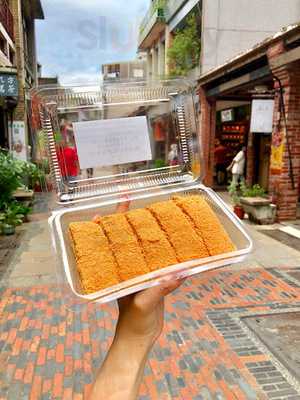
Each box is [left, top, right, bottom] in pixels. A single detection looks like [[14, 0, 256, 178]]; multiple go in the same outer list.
[[60, 71, 102, 85], [37, 0, 148, 82]]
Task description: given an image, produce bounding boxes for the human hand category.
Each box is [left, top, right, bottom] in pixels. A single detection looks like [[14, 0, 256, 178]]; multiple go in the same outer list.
[[116, 279, 185, 348], [89, 280, 185, 400], [89, 195, 186, 399]]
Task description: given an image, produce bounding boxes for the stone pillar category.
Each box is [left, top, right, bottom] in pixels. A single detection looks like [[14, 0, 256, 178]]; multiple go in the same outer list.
[[152, 46, 158, 79], [246, 131, 255, 186], [267, 41, 300, 221], [147, 50, 152, 80], [165, 25, 174, 75], [157, 39, 165, 77], [198, 87, 216, 187]]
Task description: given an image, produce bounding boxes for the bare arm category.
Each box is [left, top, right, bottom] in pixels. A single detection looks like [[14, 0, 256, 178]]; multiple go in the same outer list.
[[227, 161, 234, 171], [89, 280, 184, 400]]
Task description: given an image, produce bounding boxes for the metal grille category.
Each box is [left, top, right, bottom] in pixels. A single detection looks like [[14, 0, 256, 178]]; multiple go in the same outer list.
[[39, 110, 63, 192], [43, 90, 103, 110], [104, 86, 171, 103], [41, 86, 176, 109], [176, 103, 191, 165], [62, 170, 189, 202]]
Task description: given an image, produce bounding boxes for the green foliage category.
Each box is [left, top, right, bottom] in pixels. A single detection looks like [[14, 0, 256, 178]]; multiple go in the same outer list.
[[240, 182, 266, 198], [0, 202, 24, 227], [153, 0, 166, 14], [0, 149, 44, 211], [154, 158, 166, 169], [167, 13, 201, 76], [228, 181, 241, 206], [19, 160, 46, 189], [16, 203, 32, 217], [0, 150, 24, 206], [139, 0, 166, 33]]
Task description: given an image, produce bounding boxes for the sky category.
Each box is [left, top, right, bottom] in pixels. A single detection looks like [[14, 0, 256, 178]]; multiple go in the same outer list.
[[36, 0, 149, 84]]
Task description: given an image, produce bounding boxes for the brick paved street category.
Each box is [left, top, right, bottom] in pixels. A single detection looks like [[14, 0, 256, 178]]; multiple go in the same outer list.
[[1, 194, 300, 399]]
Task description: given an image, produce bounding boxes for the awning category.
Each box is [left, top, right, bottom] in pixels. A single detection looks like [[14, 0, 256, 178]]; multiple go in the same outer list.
[[198, 22, 300, 87]]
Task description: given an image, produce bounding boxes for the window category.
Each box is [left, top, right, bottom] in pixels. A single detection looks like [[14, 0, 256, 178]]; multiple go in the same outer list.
[[133, 69, 144, 78], [0, 35, 6, 55], [9, 47, 15, 65], [108, 64, 120, 74]]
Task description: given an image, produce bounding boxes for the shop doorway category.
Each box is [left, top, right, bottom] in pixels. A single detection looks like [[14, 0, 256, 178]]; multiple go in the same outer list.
[[253, 133, 271, 191], [214, 104, 250, 188], [0, 107, 8, 149]]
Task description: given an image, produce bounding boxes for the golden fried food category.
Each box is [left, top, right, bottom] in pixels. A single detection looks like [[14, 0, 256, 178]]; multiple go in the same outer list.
[[69, 222, 120, 294], [70, 195, 237, 295], [126, 208, 178, 271], [148, 200, 209, 262], [173, 196, 236, 256], [99, 214, 150, 281]]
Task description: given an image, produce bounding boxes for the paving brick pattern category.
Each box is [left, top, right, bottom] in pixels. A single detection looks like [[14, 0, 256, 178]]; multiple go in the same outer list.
[[0, 232, 24, 280], [0, 267, 300, 399]]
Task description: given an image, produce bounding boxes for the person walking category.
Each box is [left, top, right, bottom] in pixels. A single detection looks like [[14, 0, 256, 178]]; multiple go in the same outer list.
[[57, 127, 80, 182], [227, 145, 246, 186], [214, 139, 228, 185]]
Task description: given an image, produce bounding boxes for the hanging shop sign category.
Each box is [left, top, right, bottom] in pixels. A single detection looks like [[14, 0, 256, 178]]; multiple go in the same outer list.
[[250, 99, 274, 133], [221, 108, 234, 123], [270, 130, 285, 175], [0, 74, 18, 97]]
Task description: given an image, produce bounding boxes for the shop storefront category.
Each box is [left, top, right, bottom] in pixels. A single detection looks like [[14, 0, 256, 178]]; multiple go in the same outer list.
[[197, 23, 300, 221], [214, 100, 274, 191]]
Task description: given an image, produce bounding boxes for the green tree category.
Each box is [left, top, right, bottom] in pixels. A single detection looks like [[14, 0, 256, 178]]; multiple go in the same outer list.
[[167, 13, 201, 76]]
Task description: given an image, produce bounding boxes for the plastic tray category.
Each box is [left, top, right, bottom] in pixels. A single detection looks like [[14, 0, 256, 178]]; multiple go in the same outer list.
[[50, 184, 252, 306], [30, 79, 253, 307]]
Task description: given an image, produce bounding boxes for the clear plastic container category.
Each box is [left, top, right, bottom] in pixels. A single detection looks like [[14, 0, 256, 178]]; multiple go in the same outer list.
[[31, 79, 253, 307]]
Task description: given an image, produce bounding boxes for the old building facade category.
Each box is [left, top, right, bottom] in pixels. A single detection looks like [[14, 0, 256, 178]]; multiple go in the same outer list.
[[138, 0, 300, 79], [0, 0, 44, 159], [197, 23, 300, 221], [102, 55, 147, 82]]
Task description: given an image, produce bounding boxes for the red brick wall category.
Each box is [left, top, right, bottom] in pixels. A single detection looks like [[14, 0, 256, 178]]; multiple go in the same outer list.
[[198, 87, 216, 187], [246, 131, 254, 186], [268, 41, 300, 221]]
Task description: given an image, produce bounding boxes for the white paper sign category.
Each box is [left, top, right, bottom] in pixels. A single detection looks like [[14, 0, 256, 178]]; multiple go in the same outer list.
[[221, 109, 234, 123], [12, 121, 27, 161], [250, 100, 275, 133], [73, 116, 152, 169]]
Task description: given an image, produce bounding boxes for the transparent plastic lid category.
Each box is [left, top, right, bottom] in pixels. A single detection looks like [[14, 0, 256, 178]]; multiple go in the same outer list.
[[30, 79, 203, 204]]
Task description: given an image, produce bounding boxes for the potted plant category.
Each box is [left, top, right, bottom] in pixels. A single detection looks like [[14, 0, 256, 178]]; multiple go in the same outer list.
[[228, 181, 245, 219], [0, 150, 23, 206], [240, 182, 266, 198], [240, 183, 276, 224], [16, 203, 32, 223], [19, 160, 45, 192], [0, 203, 24, 235]]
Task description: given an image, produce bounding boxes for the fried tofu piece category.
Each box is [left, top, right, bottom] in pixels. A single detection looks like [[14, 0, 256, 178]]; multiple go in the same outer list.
[[173, 196, 236, 256], [126, 208, 178, 271], [99, 214, 150, 281], [69, 222, 120, 294], [148, 200, 209, 262]]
